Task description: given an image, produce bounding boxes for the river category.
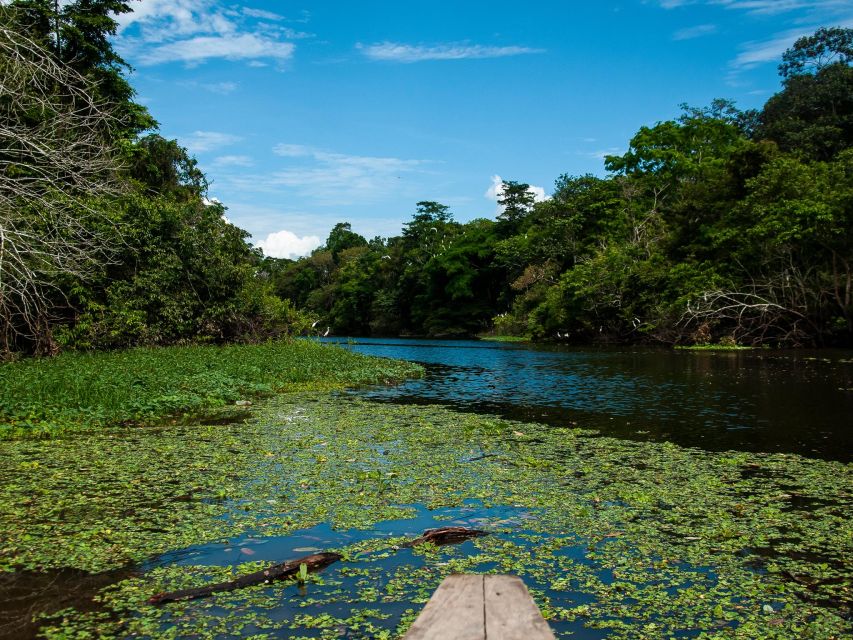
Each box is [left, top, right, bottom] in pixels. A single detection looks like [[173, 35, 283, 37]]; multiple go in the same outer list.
[[322, 338, 853, 461]]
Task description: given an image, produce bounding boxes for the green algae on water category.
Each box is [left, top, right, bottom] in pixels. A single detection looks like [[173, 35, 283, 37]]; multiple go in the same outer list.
[[1, 395, 850, 638], [0, 340, 423, 439]]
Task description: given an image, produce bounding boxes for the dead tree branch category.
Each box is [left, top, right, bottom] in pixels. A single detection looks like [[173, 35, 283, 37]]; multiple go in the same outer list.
[[0, 19, 125, 355]]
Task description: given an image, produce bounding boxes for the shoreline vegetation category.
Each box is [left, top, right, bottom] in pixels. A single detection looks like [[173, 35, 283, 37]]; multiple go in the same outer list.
[[0, 340, 423, 440], [674, 344, 757, 351], [2, 5, 851, 360]]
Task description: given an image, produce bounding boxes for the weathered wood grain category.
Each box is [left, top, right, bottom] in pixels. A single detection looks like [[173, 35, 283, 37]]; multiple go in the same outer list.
[[403, 574, 485, 640], [484, 575, 555, 640], [403, 574, 555, 639]]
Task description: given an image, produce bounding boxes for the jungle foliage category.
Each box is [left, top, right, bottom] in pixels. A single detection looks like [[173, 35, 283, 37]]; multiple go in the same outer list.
[[271, 28, 853, 346], [0, 1, 314, 358], [1, 2, 850, 353]]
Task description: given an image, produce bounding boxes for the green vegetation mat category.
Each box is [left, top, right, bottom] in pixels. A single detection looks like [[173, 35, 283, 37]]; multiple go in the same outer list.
[[0, 341, 422, 439], [675, 345, 757, 352], [1, 393, 849, 638]]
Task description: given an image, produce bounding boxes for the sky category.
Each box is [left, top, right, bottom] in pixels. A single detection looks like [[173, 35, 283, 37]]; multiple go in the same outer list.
[[113, 0, 853, 258]]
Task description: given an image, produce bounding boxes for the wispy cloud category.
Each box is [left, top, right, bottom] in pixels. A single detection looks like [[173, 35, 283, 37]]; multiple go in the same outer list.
[[211, 154, 254, 167], [116, 0, 307, 67], [578, 147, 623, 161], [731, 29, 810, 71], [181, 131, 242, 154], [185, 81, 239, 95], [673, 24, 717, 40], [265, 144, 427, 204], [656, 0, 853, 78], [659, 0, 850, 14], [242, 7, 284, 21], [137, 34, 295, 66], [357, 42, 545, 63]]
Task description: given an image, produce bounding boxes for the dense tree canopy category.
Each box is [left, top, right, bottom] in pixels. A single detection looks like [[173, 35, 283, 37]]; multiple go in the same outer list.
[[271, 27, 853, 346], [1, 6, 850, 354], [0, 1, 310, 357]]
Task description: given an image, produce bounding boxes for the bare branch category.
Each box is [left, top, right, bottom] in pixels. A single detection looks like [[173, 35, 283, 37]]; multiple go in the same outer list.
[[0, 20, 126, 355]]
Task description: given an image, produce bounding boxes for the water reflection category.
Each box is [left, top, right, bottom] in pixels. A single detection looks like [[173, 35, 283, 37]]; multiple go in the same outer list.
[[321, 338, 853, 461]]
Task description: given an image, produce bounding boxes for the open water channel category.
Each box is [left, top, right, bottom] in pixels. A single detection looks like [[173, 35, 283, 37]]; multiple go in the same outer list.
[[323, 338, 853, 462]]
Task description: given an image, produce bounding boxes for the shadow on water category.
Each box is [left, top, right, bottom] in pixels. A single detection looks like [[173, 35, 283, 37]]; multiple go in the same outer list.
[[320, 338, 853, 462], [0, 566, 136, 640]]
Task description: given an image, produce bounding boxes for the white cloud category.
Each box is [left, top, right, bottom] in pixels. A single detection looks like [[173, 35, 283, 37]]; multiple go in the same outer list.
[[281, 28, 315, 40], [242, 7, 284, 21], [117, 0, 227, 38], [658, 0, 850, 13], [116, 0, 303, 67], [257, 229, 322, 259], [357, 42, 545, 63], [656, 0, 853, 77], [212, 154, 254, 167], [485, 175, 548, 213], [182, 131, 242, 154], [673, 24, 718, 40], [136, 34, 295, 66], [731, 31, 804, 70]]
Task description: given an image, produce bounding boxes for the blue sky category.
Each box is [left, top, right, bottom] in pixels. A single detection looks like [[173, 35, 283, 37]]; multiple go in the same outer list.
[[114, 0, 853, 258]]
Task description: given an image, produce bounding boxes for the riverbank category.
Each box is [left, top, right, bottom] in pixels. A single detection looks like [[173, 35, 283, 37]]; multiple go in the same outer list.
[[2, 393, 850, 638], [0, 340, 423, 439]]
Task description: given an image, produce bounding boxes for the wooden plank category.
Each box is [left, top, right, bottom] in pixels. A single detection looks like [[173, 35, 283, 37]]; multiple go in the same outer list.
[[484, 575, 555, 640], [404, 574, 485, 640]]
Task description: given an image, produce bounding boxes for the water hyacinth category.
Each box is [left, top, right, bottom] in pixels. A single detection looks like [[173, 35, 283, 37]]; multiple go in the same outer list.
[[1, 393, 849, 638]]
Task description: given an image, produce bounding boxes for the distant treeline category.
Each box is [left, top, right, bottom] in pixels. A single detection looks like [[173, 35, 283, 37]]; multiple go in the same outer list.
[[266, 28, 853, 347], [0, 0, 850, 358]]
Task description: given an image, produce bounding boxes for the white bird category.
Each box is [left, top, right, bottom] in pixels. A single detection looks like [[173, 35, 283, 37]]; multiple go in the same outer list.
[[311, 320, 319, 329], [323, 326, 330, 337]]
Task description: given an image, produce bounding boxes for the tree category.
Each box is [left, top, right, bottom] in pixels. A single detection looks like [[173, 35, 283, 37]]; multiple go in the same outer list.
[[0, 14, 125, 354], [779, 27, 853, 78], [325, 222, 367, 262], [497, 181, 536, 226], [759, 63, 853, 161], [6, 0, 153, 136]]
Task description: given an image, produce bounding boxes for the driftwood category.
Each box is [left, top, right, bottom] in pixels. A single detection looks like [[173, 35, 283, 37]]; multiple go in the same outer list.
[[148, 552, 342, 605], [149, 527, 487, 605], [402, 526, 489, 547]]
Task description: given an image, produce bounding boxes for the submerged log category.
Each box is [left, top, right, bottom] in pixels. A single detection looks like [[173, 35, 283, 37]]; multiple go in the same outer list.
[[402, 526, 489, 547], [149, 527, 486, 605], [148, 552, 342, 605]]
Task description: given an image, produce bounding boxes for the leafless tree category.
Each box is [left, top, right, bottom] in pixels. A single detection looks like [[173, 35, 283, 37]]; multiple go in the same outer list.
[[0, 18, 125, 356], [679, 270, 816, 346]]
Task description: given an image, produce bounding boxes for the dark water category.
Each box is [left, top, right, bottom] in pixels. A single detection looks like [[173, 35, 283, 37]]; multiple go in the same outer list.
[[321, 338, 853, 462]]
